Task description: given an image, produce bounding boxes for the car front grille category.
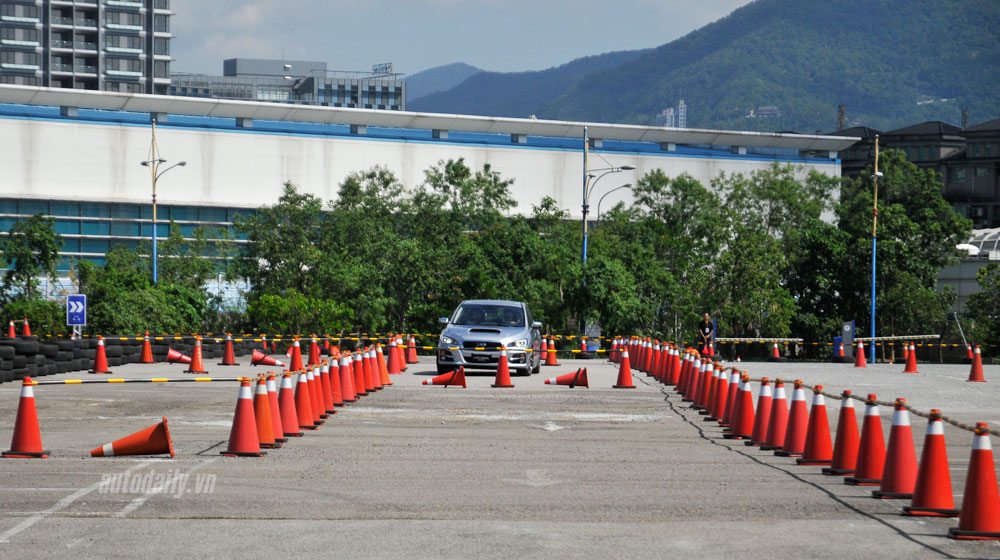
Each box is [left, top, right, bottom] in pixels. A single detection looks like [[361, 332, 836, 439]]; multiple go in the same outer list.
[[463, 341, 501, 351]]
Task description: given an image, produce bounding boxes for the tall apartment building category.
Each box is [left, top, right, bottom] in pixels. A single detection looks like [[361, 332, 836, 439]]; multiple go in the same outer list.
[[0, 0, 171, 93]]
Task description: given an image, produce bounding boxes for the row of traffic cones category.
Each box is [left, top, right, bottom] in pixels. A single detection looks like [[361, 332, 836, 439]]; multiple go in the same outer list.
[[5, 318, 30, 338], [638, 340, 1000, 540]]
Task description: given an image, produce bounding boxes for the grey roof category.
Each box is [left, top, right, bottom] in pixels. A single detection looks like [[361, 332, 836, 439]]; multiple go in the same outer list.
[[0, 84, 859, 152], [827, 126, 881, 140], [965, 118, 1000, 132], [884, 121, 963, 136]]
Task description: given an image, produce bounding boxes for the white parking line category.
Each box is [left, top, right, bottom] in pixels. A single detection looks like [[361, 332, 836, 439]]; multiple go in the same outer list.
[[115, 458, 217, 517]]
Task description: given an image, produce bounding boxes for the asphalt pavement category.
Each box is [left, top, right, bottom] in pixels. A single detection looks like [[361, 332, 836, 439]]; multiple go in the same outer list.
[[0, 355, 998, 559]]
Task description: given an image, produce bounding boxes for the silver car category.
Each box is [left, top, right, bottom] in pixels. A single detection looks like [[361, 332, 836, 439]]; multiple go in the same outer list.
[[436, 299, 543, 375]]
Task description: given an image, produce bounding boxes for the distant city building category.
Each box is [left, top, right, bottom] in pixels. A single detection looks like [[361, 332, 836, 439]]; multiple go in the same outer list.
[[0, 0, 172, 94], [677, 99, 687, 128], [656, 107, 675, 128], [170, 57, 406, 110]]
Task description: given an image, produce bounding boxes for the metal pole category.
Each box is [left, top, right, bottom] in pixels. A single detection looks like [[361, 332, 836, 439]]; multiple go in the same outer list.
[[870, 135, 880, 363], [581, 126, 589, 334], [151, 120, 159, 284]]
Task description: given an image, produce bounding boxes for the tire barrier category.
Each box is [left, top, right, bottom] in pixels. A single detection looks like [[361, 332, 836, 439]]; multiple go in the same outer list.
[[647, 343, 1000, 541]]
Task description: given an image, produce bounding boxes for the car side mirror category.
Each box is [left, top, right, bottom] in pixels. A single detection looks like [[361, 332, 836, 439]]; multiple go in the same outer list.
[[531, 321, 542, 329], [439, 317, 450, 325]]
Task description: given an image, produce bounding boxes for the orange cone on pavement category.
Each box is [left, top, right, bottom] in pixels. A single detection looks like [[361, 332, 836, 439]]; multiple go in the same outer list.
[[761, 379, 789, 451], [423, 366, 467, 388], [218, 334, 239, 366], [608, 338, 618, 363], [406, 336, 419, 364], [768, 342, 786, 362], [90, 417, 174, 457], [296, 370, 321, 429], [307, 367, 326, 421], [252, 379, 279, 449], [797, 385, 834, 465], [328, 360, 344, 407], [492, 348, 515, 388], [387, 339, 402, 375], [544, 368, 589, 388], [545, 337, 561, 366], [823, 390, 860, 476], [308, 337, 321, 367], [722, 369, 741, 426], [266, 374, 287, 444], [969, 345, 985, 382], [613, 349, 635, 389], [352, 352, 368, 397], [873, 398, 919, 499], [221, 380, 264, 457], [903, 411, 959, 517], [725, 375, 755, 440], [903, 342, 919, 374], [845, 394, 886, 486], [747, 378, 772, 446], [376, 345, 392, 387], [251, 349, 285, 368], [318, 363, 335, 415], [278, 372, 303, 438], [140, 332, 154, 364], [395, 336, 408, 372], [709, 367, 730, 422], [948, 422, 1000, 540], [166, 348, 192, 364], [184, 337, 208, 374], [339, 355, 357, 403], [89, 336, 113, 374], [362, 348, 378, 392], [854, 340, 867, 368], [290, 339, 304, 372], [776, 380, 809, 457], [2, 377, 49, 458]]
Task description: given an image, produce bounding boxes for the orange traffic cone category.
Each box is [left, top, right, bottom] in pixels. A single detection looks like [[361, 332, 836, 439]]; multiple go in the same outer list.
[[613, 349, 635, 389], [797, 385, 833, 465], [362, 348, 379, 392], [776, 380, 809, 457], [251, 349, 285, 368], [90, 416, 174, 457], [761, 379, 789, 451], [823, 390, 860, 476], [376, 345, 392, 387], [903, 342, 919, 374], [266, 374, 288, 444], [965, 344, 974, 363], [768, 342, 786, 362], [89, 336, 113, 374], [544, 368, 589, 388], [423, 367, 467, 388], [854, 340, 867, 368], [725, 375, 755, 440], [339, 355, 357, 403], [327, 360, 344, 407], [295, 370, 319, 430], [948, 422, 1000, 540], [140, 332, 154, 364], [396, 336, 408, 372], [969, 345, 985, 382], [308, 337, 321, 367], [6, 320, 14, 338], [352, 352, 368, 397], [184, 337, 208, 374], [721, 369, 741, 426], [903, 410, 959, 517], [387, 339, 402, 374], [873, 398, 919, 499], [252, 378, 279, 449], [22, 318, 30, 337], [307, 367, 326, 421], [318, 363, 335, 416], [608, 338, 617, 363], [278, 372, 303, 438], [290, 339, 304, 372], [845, 394, 886, 486], [545, 337, 561, 366], [670, 346, 682, 385], [492, 348, 515, 388], [2, 377, 49, 458], [746, 378, 772, 446], [709, 368, 730, 422], [406, 336, 419, 364], [218, 334, 239, 366], [166, 348, 192, 364], [221, 380, 264, 457]]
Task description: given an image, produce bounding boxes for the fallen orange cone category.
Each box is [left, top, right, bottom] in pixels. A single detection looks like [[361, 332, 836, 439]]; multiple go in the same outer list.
[[251, 349, 285, 368], [166, 348, 192, 364], [91, 417, 174, 457], [423, 367, 467, 388], [544, 368, 588, 388]]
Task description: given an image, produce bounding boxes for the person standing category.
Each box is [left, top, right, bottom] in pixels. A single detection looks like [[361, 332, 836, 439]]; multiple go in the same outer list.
[[698, 313, 715, 355]]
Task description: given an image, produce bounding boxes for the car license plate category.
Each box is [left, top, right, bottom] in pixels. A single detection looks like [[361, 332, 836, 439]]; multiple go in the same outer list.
[[470, 353, 491, 363]]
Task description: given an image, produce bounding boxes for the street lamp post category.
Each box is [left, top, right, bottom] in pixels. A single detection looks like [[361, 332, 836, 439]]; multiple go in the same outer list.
[[596, 183, 633, 223], [870, 135, 882, 363], [140, 119, 186, 284]]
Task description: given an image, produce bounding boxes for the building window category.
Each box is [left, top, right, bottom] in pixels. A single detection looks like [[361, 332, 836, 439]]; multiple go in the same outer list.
[[973, 143, 979, 157], [154, 60, 169, 78], [955, 168, 966, 183], [153, 15, 169, 32], [154, 37, 169, 55], [977, 167, 988, 177], [1, 3, 39, 19]]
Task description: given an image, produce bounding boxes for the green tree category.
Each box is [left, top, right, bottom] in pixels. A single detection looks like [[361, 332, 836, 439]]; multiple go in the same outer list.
[[965, 263, 1000, 355], [0, 214, 62, 301]]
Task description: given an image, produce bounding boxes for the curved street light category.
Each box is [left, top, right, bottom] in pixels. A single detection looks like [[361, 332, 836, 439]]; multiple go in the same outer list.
[[140, 121, 186, 283], [596, 183, 633, 223]]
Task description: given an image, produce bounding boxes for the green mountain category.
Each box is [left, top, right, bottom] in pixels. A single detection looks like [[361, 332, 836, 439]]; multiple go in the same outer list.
[[408, 49, 649, 118], [410, 0, 1000, 132], [406, 62, 483, 105]]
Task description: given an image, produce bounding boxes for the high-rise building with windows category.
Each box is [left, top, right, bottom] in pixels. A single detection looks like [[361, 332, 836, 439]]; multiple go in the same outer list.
[[0, 0, 171, 94]]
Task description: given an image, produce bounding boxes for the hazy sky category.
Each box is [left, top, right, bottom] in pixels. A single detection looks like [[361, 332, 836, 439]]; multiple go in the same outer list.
[[170, 0, 752, 76]]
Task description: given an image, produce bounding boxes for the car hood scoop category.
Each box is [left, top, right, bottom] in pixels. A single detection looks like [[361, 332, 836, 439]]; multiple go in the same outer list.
[[468, 328, 502, 334]]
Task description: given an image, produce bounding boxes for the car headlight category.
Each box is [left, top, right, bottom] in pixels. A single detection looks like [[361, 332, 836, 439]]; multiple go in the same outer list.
[[440, 335, 457, 346], [508, 339, 528, 349]]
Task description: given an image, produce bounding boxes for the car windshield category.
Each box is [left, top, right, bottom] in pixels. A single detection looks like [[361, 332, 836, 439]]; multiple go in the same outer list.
[[453, 304, 524, 327]]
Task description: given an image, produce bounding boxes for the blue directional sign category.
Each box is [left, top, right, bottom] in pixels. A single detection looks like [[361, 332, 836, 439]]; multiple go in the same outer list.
[[67, 294, 87, 326]]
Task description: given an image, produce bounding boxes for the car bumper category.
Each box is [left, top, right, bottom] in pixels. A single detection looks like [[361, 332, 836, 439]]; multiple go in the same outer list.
[[437, 346, 532, 369]]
